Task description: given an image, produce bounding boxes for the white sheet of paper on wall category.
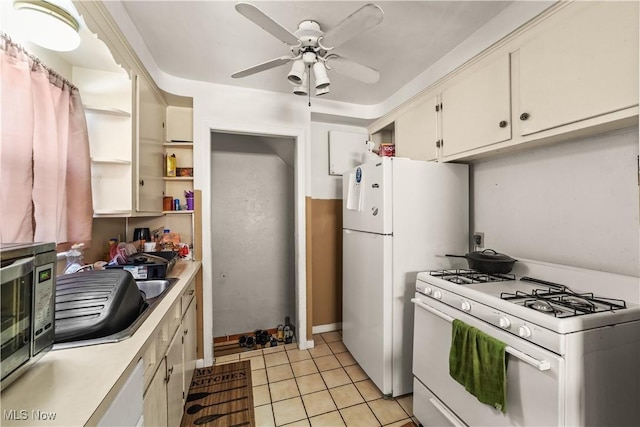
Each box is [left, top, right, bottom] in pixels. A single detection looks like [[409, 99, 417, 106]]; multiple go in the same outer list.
[[328, 130, 368, 176], [346, 172, 362, 211]]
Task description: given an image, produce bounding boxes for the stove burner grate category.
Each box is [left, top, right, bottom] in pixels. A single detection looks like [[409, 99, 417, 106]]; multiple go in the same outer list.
[[502, 286, 628, 317], [429, 269, 515, 284]]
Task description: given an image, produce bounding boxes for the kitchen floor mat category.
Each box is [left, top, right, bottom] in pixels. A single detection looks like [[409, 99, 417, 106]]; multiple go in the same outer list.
[[181, 361, 255, 427]]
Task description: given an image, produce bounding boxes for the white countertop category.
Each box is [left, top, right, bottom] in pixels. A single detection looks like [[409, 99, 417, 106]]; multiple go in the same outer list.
[[0, 260, 201, 426]]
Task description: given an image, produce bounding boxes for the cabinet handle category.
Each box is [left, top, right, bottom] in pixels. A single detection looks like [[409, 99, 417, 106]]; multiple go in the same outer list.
[[499, 120, 508, 128], [139, 179, 144, 186], [165, 365, 174, 383], [184, 328, 189, 336], [520, 112, 530, 121]]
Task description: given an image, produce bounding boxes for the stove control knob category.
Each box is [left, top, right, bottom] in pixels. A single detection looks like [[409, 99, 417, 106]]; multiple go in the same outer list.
[[433, 290, 442, 300], [461, 300, 471, 311], [424, 286, 433, 296], [498, 317, 511, 329], [518, 325, 532, 338]]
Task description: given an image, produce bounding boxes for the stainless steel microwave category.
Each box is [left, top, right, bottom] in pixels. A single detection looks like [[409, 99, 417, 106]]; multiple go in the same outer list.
[[1, 242, 56, 390]]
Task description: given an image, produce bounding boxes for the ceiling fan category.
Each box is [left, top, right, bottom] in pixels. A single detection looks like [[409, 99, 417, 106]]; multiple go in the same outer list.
[[231, 2, 384, 98]]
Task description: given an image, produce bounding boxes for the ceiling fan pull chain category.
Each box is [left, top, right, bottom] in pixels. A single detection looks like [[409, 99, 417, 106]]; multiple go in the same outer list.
[[308, 64, 312, 107]]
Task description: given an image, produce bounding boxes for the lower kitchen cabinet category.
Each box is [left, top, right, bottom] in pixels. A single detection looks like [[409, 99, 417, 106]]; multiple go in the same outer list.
[[142, 278, 197, 427], [144, 358, 168, 427], [166, 330, 184, 426], [183, 299, 197, 399]]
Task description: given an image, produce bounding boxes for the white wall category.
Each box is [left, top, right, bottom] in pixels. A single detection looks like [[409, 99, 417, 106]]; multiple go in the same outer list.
[[310, 122, 368, 200], [472, 127, 639, 277], [211, 133, 295, 337]]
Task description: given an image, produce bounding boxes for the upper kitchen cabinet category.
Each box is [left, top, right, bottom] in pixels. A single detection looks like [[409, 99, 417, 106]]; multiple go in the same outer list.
[[518, 1, 639, 136], [369, 121, 395, 153], [73, 66, 165, 217], [164, 107, 194, 212], [70, 1, 167, 216], [166, 106, 193, 142], [136, 75, 165, 213], [440, 54, 511, 158], [395, 96, 438, 161], [73, 66, 134, 216], [436, 0, 639, 162]]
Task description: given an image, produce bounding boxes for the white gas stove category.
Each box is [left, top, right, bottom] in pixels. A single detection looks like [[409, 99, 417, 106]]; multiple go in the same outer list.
[[416, 269, 640, 354], [411, 261, 640, 426]]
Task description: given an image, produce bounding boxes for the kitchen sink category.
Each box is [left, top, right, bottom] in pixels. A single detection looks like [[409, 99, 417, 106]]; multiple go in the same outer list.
[[137, 278, 178, 300], [53, 277, 179, 350]]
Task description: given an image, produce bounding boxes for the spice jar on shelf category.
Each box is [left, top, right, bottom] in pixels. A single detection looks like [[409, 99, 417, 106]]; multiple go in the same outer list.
[[163, 196, 173, 211]]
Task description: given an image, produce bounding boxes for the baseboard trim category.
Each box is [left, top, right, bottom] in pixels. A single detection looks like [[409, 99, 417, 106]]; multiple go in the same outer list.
[[312, 323, 342, 334]]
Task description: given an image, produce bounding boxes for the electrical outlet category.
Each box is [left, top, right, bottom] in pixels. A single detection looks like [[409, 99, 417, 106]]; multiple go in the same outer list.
[[472, 232, 484, 248]]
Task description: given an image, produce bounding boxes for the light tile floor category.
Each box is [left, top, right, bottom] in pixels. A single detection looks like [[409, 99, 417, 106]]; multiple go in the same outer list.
[[213, 331, 418, 427]]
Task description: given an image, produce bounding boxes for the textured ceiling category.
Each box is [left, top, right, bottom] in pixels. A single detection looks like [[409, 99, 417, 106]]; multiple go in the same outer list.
[[117, 1, 514, 105]]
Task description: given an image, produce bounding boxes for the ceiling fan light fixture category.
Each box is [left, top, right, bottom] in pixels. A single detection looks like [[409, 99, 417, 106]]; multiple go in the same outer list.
[[287, 59, 305, 85], [293, 72, 308, 96], [313, 61, 330, 89], [315, 86, 330, 96], [13, 0, 81, 52]]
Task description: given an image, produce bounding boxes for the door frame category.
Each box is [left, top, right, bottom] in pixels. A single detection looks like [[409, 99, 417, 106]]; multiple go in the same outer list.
[[197, 120, 307, 366]]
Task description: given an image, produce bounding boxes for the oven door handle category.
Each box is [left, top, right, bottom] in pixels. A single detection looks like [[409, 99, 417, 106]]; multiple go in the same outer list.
[[411, 298, 551, 372], [429, 397, 467, 427]]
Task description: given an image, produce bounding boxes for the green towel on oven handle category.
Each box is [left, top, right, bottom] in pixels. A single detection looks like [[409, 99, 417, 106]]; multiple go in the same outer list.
[[449, 319, 508, 413]]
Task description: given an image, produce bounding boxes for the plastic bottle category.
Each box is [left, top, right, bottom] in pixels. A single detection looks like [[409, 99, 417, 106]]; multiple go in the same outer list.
[[64, 243, 85, 274]]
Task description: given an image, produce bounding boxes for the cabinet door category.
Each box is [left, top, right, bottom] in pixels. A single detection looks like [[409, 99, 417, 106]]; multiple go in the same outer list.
[[395, 96, 438, 161], [143, 358, 168, 427], [519, 1, 639, 136], [183, 300, 197, 398], [166, 106, 193, 142], [136, 74, 165, 213], [166, 329, 184, 427], [441, 54, 511, 157]]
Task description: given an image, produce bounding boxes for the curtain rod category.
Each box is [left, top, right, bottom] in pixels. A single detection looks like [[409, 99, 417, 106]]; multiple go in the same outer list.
[[1, 31, 79, 91]]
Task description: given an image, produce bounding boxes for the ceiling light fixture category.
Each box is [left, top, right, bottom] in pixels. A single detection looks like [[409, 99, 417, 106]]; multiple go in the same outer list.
[[13, 0, 81, 52], [315, 86, 330, 96], [312, 61, 330, 89], [293, 72, 308, 96], [287, 59, 304, 85]]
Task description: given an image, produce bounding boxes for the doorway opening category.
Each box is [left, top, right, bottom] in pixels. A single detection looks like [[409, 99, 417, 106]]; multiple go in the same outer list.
[[211, 133, 295, 354], [200, 124, 307, 366]]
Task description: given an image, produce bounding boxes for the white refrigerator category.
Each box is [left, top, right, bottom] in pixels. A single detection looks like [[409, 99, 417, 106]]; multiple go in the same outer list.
[[342, 157, 468, 397]]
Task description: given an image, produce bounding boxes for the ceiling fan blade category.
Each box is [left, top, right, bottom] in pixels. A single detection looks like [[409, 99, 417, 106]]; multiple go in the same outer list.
[[232, 56, 294, 78], [325, 55, 380, 84], [235, 2, 300, 46], [320, 4, 384, 49]]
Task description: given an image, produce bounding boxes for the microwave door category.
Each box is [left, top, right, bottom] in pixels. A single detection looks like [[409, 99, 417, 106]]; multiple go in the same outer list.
[[1, 257, 34, 382]]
